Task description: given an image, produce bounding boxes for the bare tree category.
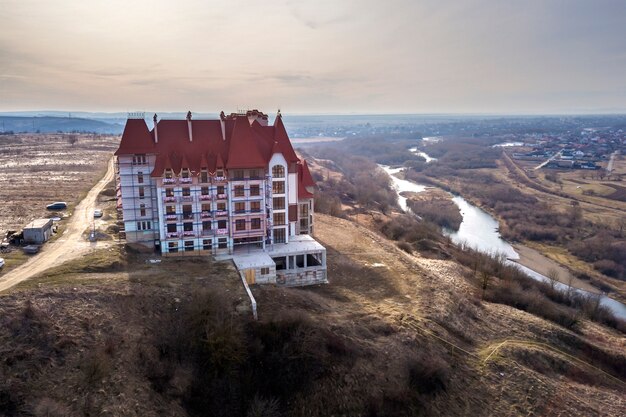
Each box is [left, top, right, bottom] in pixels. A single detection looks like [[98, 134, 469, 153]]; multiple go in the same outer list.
[[546, 267, 560, 290], [67, 134, 78, 146], [481, 270, 490, 300]]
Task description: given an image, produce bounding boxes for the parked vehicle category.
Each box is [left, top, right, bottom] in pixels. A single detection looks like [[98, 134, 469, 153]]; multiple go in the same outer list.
[[46, 202, 67, 210], [23, 245, 40, 254], [94, 209, 103, 218]]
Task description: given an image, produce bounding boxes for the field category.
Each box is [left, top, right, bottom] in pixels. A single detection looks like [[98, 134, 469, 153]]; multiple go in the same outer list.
[[0, 133, 119, 234]]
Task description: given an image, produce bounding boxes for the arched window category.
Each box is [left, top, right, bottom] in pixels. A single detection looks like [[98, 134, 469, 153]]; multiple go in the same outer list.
[[272, 165, 285, 178]]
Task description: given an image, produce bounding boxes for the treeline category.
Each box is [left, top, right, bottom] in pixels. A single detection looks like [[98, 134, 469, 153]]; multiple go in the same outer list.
[[325, 135, 425, 165], [306, 148, 399, 215], [404, 145, 626, 282]]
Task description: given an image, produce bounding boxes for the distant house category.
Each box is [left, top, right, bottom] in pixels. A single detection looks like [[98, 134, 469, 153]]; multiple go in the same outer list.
[[23, 219, 53, 244], [114, 110, 327, 287]]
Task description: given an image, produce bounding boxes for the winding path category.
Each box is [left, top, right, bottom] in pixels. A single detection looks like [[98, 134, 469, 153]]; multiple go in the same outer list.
[[0, 157, 115, 292]]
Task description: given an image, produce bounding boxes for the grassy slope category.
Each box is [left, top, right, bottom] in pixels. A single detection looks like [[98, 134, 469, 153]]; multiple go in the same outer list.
[[0, 224, 624, 416]]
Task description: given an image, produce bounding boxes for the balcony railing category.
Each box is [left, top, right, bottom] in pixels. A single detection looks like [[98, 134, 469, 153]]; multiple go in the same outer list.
[[163, 196, 176, 203], [199, 194, 212, 201], [162, 178, 177, 185], [166, 232, 180, 239], [165, 214, 178, 221], [216, 228, 228, 235], [201, 211, 212, 219], [216, 193, 227, 199], [214, 176, 226, 182], [182, 231, 196, 237], [201, 229, 213, 236], [215, 210, 228, 217], [180, 196, 194, 202], [180, 177, 193, 184]]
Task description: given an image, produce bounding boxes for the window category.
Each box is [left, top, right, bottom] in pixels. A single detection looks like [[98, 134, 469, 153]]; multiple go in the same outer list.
[[164, 169, 173, 179], [165, 188, 174, 197], [232, 169, 244, 180], [272, 181, 284, 194], [250, 184, 260, 196], [261, 267, 270, 275], [234, 185, 244, 197], [166, 205, 175, 215], [167, 223, 177, 233], [273, 256, 286, 270], [202, 221, 212, 231], [201, 186, 209, 195], [217, 202, 226, 211], [218, 238, 228, 249], [249, 169, 259, 179], [182, 205, 192, 219], [181, 169, 190, 178], [235, 219, 246, 231], [296, 254, 305, 268], [183, 222, 193, 232], [203, 239, 212, 250], [216, 169, 224, 177], [218, 220, 227, 229], [168, 242, 178, 253], [201, 203, 211, 212], [184, 241, 194, 252], [140, 204, 146, 217], [200, 171, 208, 183], [217, 185, 225, 195], [251, 218, 261, 230], [273, 212, 285, 225], [272, 165, 284, 178], [273, 197, 285, 210], [299, 203, 308, 217], [137, 172, 144, 184], [250, 201, 261, 212], [136, 221, 151, 230], [133, 154, 146, 165], [182, 187, 191, 196], [235, 202, 246, 213], [274, 228, 286, 243], [138, 186, 145, 199]]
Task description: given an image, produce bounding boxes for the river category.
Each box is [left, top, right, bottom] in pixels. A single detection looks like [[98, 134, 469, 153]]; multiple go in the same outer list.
[[382, 152, 626, 319]]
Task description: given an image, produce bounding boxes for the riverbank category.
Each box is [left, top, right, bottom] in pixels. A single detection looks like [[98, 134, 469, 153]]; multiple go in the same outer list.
[[512, 244, 599, 294]]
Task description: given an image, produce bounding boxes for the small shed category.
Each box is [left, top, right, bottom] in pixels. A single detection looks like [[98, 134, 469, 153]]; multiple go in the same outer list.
[[23, 218, 54, 244]]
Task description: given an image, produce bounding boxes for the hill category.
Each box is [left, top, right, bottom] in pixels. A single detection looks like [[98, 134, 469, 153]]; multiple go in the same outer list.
[[0, 116, 122, 134]]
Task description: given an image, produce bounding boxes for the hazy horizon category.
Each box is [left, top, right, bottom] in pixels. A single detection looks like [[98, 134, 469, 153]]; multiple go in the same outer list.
[[2, 0, 625, 114]]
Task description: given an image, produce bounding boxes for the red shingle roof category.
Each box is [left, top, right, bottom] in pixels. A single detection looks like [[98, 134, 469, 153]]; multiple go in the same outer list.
[[115, 113, 308, 189]]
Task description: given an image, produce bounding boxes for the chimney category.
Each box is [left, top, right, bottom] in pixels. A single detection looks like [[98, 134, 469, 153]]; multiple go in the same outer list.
[[186, 111, 193, 142], [219, 111, 226, 141], [153, 114, 158, 144]]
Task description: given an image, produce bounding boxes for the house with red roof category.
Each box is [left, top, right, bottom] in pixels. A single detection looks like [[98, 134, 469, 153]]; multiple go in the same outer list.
[[114, 110, 326, 286]]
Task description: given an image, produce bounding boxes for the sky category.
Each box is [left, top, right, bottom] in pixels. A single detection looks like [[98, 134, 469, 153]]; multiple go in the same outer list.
[[1, 0, 625, 114]]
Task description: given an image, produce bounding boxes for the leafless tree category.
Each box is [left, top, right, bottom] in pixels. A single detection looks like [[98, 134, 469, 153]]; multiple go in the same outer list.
[[546, 267, 560, 290]]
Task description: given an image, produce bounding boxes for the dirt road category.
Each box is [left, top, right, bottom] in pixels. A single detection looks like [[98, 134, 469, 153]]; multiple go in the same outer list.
[[0, 157, 116, 292]]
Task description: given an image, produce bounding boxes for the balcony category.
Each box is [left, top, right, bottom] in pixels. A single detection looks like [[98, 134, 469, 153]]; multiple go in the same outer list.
[[162, 178, 177, 185], [201, 211, 212, 219], [182, 230, 196, 237], [214, 176, 226, 182], [216, 193, 227, 199], [166, 232, 180, 239], [215, 210, 228, 217], [199, 194, 212, 201], [182, 212, 194, 220], [165, 214, 178, 221], [201, 229, 213, 237], [180, 177, 193, 184], [180, 196, 194, 202], [216, 228, 228, 235], [163, 196, 176, 203]]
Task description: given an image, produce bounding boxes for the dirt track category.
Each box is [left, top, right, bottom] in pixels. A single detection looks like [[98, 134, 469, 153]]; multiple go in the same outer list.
[[0, 157, 115, 292]]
